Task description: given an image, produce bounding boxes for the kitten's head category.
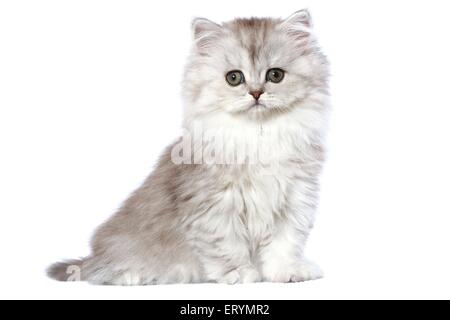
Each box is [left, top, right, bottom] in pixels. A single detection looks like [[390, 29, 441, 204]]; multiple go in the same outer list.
[[183, 10, 329, 124]]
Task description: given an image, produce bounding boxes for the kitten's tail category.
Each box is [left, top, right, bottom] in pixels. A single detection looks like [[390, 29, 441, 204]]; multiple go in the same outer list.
[[47, 258, 85, 282]]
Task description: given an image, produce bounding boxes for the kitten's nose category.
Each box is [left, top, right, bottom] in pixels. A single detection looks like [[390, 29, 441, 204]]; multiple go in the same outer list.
[[249, 90, 264, 100]]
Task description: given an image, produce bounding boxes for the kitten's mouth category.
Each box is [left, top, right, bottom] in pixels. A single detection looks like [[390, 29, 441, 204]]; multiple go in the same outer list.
[[250, 102, 266, 109]]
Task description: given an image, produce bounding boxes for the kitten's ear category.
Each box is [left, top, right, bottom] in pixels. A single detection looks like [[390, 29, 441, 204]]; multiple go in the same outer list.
[[281, 9, 313, 40], [191, 18, 223, 54]]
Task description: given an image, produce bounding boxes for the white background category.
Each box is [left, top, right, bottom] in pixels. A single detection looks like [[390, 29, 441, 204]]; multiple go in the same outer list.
[[1, 0, 449, 300]]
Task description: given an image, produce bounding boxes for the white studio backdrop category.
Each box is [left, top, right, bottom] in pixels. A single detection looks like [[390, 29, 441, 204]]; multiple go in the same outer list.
[[1, 0, 450, 299]]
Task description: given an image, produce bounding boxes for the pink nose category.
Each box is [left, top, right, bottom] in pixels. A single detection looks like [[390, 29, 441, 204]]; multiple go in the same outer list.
[[249, 90, 264, 100]]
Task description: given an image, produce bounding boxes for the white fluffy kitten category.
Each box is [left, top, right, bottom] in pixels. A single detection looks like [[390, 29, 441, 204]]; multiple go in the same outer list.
[[48, 9, 330, 285]]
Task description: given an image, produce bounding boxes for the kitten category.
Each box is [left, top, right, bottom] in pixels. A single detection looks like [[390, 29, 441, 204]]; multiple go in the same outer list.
[[48, 9, 330, 285]]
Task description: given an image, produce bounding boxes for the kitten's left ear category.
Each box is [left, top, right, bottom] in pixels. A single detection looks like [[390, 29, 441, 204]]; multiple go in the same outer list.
[[191, 18, 223, 54], [281, 9, 313, 40]]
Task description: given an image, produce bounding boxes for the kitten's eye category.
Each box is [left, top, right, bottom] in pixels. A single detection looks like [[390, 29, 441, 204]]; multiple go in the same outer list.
[[266, 68, 285, 83], [226, 70, 245, 86]]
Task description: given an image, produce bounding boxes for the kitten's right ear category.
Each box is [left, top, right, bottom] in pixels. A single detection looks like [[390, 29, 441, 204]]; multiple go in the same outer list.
[[191, 18, 223, 54]]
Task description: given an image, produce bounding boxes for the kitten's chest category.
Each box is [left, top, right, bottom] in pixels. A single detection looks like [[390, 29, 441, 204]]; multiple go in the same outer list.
[[198, 124, 321, 240], [228, 162, 296, 241]]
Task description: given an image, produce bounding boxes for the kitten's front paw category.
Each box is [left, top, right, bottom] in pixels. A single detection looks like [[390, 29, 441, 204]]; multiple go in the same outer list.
[[219, 269, 241, 285], [239, 265, 262, 283], [263, 260, 323, 283], [288, 261, 324, 282], [217, 266, 261, 284]]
